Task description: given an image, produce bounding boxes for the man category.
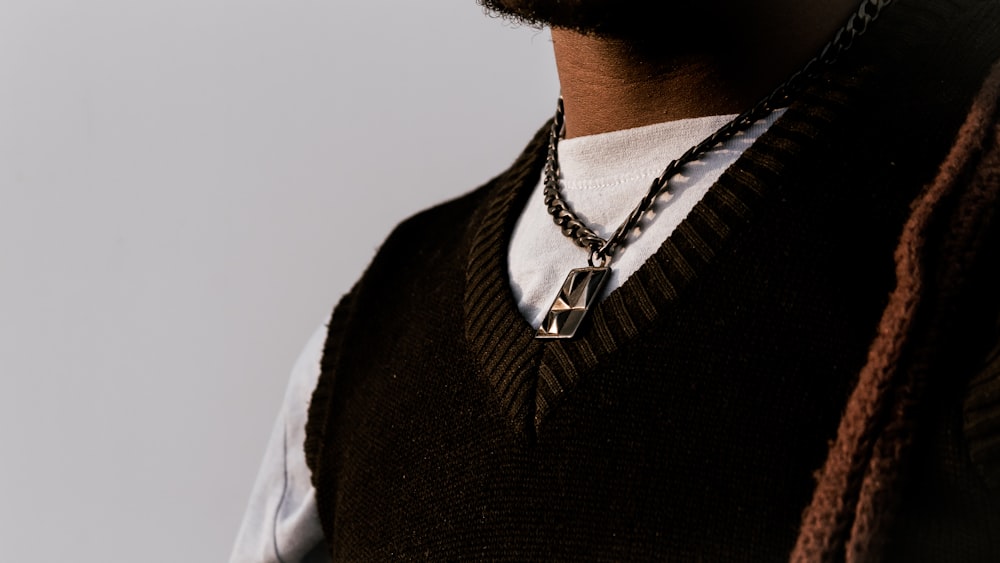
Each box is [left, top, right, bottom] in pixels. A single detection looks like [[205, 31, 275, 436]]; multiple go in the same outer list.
[[232, 0, 1000, 560]]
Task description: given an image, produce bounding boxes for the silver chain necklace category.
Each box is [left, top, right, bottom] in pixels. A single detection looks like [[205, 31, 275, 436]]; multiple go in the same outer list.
[[536, 0, 894, 339]]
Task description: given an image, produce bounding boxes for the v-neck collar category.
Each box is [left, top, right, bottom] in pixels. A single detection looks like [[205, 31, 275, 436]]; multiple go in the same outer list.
[[463, 62, 874, 441]]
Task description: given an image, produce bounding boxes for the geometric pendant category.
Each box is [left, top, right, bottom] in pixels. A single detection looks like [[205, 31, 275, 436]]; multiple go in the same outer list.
[[535, 266, 611, 340]]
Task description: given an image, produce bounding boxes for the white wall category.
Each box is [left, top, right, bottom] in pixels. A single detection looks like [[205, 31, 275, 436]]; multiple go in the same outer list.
[[0, 1, 558, 561]]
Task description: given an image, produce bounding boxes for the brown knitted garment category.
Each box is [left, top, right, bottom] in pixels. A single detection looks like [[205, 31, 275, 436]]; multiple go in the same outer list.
[[791, 57, 1000, 563], [305, 1, 1000, 560]]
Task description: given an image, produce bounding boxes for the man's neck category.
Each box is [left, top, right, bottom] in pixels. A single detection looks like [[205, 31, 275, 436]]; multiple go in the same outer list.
[[551, 0, 862, 138]]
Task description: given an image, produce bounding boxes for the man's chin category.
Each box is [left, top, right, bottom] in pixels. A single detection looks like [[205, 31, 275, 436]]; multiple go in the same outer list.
[[477, 0, 713, 42]]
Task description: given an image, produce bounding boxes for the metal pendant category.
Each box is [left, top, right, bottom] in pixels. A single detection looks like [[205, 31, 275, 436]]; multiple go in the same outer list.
[[536, 266, 611, 339]]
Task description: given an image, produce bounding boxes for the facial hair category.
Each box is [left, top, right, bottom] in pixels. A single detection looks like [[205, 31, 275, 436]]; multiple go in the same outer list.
[[476, 0, 723, 42]]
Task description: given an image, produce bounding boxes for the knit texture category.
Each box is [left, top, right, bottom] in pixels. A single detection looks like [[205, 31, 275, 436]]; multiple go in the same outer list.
[[792, 56, 1000, 563], [304, 1, 1000, 560]]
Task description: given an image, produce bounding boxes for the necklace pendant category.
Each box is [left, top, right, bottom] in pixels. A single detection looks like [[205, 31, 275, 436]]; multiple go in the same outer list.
[[536, 266, 611, 340]]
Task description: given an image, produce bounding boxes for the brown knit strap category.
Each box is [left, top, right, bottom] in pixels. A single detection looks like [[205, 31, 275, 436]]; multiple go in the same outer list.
[[847, 59, 1000, 562], [791, 58, 1000, 563]]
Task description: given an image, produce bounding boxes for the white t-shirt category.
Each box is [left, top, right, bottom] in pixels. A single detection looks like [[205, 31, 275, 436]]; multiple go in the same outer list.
[[510, 110, 784, 328], [228, 110, 783, 563]]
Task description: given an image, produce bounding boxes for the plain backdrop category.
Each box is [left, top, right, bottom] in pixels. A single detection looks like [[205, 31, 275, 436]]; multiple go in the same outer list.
[[0, 1, 558, 561]]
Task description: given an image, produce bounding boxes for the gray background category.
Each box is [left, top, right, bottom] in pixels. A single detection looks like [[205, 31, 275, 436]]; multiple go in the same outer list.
[[0, 1, 558, 561]]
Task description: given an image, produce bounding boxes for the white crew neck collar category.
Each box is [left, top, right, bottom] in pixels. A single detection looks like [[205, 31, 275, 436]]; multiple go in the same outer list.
[[556, 114, 740, 189]]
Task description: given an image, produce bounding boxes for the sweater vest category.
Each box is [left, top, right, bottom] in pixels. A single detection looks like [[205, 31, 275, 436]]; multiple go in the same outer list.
[[305, 1, 1000, 560]]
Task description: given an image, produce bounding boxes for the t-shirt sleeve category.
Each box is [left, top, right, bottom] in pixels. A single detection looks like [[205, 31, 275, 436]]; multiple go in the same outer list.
[[229, 319, 332, 563]]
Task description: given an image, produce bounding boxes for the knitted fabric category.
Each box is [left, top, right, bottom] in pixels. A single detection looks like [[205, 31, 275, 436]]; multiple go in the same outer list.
[[791, 56, 1000, 563], [305, 1, 1000, 560]]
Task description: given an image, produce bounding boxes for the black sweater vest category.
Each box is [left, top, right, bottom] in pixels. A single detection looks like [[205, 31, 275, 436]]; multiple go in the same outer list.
[[305, 2, 1000, 560]]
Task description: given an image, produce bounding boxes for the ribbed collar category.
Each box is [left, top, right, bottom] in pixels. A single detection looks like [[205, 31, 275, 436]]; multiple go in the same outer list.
[[463, 94, 862, 439], [461, 0, 964, 439]]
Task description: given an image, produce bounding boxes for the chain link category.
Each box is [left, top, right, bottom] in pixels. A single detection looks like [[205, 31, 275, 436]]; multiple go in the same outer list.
[[543, 0, 894, 263]]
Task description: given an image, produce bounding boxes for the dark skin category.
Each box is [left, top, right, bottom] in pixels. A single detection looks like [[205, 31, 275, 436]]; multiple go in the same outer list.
[[538, 1, 864, 138]]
